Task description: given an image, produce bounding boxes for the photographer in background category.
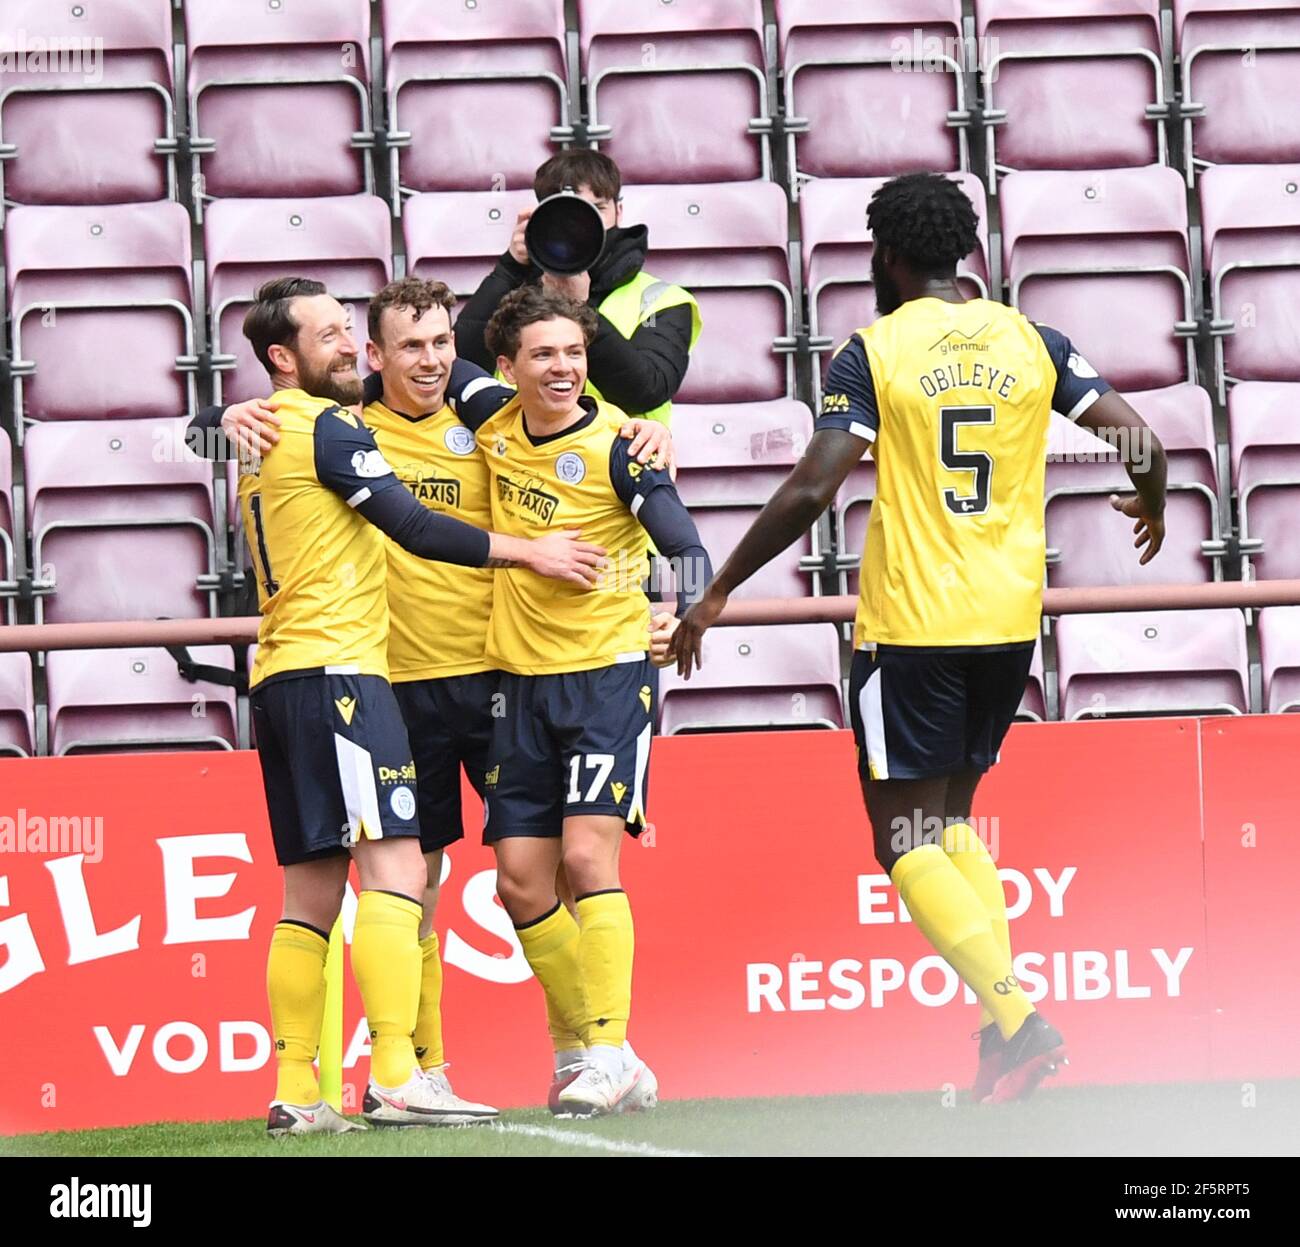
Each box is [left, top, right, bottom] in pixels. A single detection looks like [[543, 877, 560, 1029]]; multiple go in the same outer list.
[[455, 150, 700, 425]]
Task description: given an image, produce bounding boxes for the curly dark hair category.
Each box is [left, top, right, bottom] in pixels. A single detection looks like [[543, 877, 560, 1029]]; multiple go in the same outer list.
[[485, 285, 599, 362], [866, 173, 979, 276]]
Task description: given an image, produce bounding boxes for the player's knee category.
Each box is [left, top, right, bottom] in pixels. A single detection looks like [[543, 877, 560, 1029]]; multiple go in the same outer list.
[[561, 840, 617, 894]]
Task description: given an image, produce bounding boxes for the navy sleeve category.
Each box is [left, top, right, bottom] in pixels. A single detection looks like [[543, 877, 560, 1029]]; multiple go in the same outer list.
[[817, 335, 879, 442], [608, 435, 675, 510], [1034, 324, 1112, 421], [312, 405, 405, 506], [446, 356, 515, 432], [353, 487, 491, 566], [186, 404, 233, 461]]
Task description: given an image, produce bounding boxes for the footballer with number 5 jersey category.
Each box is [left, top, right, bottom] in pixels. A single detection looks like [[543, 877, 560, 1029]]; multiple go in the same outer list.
[[672, 173, 1168, 1105]]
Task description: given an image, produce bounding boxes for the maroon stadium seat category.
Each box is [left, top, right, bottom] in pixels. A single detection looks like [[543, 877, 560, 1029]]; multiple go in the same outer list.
[[776, 0, 970, 185], [381, 0, 571, 203], [1200, 163, 1300, 400], [658, 623, 844, 734], [184, 0, 374, 213], [0, 0, 175, 215], [622, 180, 795, 404], [0, 652, 35, 756], [577, 0, 771, 183], [1229, 382, 1300, 581], [4, 202, 196, 438], [0, 427, 15, 623], [1018, 639, 1047, 722], [24, 418, 218, 625], [1056, 609, 1249, 719], [1175, 0, 1300, 178], [798, 172, 991, 396], [833, 458, 876, 598], [1000, 166, 1196, 392], [1045, 383, 1223, 587], [46, 647, 237, 755], [1259, 607, 1300, 714], [204, 195, 392, 404], [975, 0, 1166, 178]]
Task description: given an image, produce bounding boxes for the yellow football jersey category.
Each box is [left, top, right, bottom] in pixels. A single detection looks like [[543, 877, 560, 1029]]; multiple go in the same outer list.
[[819, 299, 1110, 648], [366, 399, 494, 680], [476, 396, 661, 676], [239, 390, 398, 687]]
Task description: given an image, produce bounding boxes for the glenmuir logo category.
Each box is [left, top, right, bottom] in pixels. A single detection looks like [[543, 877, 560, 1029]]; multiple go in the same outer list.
[[49, 1179, 151, 1228], [930, 324, 990, 355]]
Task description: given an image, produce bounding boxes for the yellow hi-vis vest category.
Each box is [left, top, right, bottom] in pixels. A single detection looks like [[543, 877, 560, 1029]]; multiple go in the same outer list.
[[495, 270, 702, 425]]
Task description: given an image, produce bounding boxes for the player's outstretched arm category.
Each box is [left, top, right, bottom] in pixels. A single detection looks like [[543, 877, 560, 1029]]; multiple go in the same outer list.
[[1076, 391, 1169, 566], [185, 398, 281, 461]]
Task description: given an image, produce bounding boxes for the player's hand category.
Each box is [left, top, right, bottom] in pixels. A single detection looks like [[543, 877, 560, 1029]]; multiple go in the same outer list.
[[525, 529, 608, 587], [648, 610, 680, 668], [508, 208, 535, 266], [542, 269, 592, 304], [670, 583, 728, 678], [620, 419, 676, 477], [221, 396, 281, 459], [1109, 494, 1165, 565]]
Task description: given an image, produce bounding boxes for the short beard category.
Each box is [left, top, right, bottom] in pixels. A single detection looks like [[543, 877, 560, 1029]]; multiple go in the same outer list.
[[872, 251, 902, 316], [298, 356, 363, 407]]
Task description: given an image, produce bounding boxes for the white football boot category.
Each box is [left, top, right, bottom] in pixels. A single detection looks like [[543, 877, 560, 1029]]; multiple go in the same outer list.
[[615, 1042, 659, 1114], [548, 1048, 588, 1116], [266, 1100, 364, 1136], [557, 1045, 644, 1117], [363, 1067, 497, 1127], [421, 1065, 500, 1124]]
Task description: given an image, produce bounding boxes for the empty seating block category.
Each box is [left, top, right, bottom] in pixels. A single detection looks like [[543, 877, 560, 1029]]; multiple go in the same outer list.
[[1045, 383, 1223, 587], [185, 0, 373, 209], [658, 623, 844, 734], [977, 0, 1167, 177], [0, 0, 176, 212], [672, 399, 819, 600], [1200, 164, 1300, 398], [1000, 167, 1196, 392], [1176, 1, 1300, 176], [1229, 382, 1300, 580], [622, 181, 795, 404], [204, 195, 392, 403], [1259, 607, 1300, 713], [799, 173, 991, 393], [578, 0, 771, 183], [1056, 609, 1248, 719], [0, 426, 15, 622], [382, 0, 571, 201], [47, 647, 237, 755], [776, 0, 969, 185], [25, 418, 218, 624], [0, 653, 35, 755], [1018, 640, 1047, 721], [5, 202, 197, 435]]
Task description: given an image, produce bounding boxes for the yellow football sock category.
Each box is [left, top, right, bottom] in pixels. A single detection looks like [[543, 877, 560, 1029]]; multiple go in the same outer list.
[[515, 901, 587, 1052], [576, 890, 634, 1050], [266, 921, 328, 1106], [414, 932, 445, 1071], [351, 890, 422, 1089], [942, 822, 1013, 1030], [891, 845, 1034, 1040]]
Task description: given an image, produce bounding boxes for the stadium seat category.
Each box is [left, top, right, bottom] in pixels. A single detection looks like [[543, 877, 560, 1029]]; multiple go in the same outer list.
[[671, 399, 823, 599], [1259, 607, 1300, 714], [46, 646, 237, 755], [1228, 382, 1300, 581], [0, 653, 34, 756], [833, 455, 876, 597], [0, 0, 176, 216], [4, 203, 197, 439], [775, 0, 971, 187], [184, 0, 374, 213], [403, 188, 538, 307], [1017, 639, 1047, 721], [1175, 0, 1300, 178], [381, 0, 571, 204], [658, 623, 845, 734], [576, 0, 772, 183], [798, 173, 991, 395], [204, 196, 392, 404], [1000, 167, 1197, 392], [1055, 609, 1249, 719], [0, 427, 16, 624], [24, 418, 219, 625], [621, 181, 796, 403], [1045, 383, 1225, 587], [975, 0, 1168, 179], [1200, 164, 1300, 400]]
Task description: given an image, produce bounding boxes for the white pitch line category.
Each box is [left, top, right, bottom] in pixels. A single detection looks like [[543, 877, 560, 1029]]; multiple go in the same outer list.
[[492, 1121, 706, 1158]]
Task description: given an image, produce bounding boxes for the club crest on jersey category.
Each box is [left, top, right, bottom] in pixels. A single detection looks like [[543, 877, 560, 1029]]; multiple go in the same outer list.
[[556, 451, 586, 484], [445, 425, 476, 456], [351, 448, 393, 479], [498, 474, 559, 524]]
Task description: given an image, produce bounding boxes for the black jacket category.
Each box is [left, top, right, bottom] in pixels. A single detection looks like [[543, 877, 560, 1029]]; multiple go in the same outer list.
[[453, 224, 695, 417]]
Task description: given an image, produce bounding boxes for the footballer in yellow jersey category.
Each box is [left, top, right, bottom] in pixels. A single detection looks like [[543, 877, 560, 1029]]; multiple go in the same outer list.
[[672, 174, 1168, 1104], [479, 287, 711, 1116]]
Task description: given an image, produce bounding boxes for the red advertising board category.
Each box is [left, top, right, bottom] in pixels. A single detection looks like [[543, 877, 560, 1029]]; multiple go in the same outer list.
[[0, 716, 1293, 1134]]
